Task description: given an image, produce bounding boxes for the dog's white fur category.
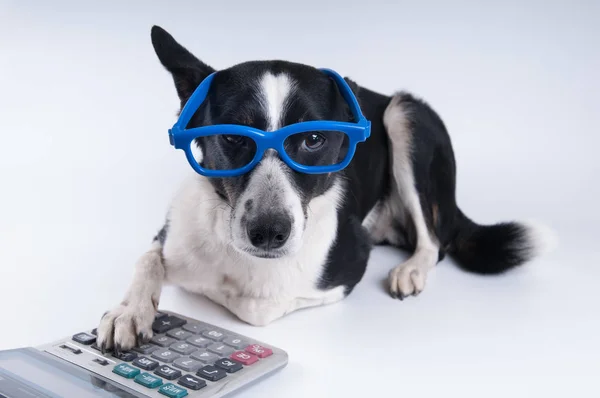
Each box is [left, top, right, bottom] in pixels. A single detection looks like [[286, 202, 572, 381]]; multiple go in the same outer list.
[[97, 72, 348, 346], [97, 72, 433, 349], [363, 100, 439, 296]]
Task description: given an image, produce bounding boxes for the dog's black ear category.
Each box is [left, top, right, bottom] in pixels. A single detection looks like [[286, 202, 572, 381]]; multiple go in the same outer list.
[[151, 25, 215, 104], [343, 77, 360, 96]]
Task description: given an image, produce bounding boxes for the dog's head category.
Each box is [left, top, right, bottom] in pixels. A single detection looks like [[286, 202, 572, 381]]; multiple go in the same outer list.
[[151, 26, 357, 259]]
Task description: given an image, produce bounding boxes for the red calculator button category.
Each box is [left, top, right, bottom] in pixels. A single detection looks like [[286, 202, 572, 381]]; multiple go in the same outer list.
[[230, 351, 258, 365], [244, 344, 273, 358]]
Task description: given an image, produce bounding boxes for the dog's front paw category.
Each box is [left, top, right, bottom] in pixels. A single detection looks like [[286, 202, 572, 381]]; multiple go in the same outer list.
[[96, 302, 155, 354], [388, 263, 427, 300]]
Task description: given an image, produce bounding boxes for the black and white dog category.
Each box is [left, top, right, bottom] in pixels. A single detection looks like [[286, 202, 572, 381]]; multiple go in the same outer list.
[[97, 26, 550, 352]]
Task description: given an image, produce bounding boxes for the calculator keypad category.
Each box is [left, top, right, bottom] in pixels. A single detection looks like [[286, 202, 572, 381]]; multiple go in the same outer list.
[[173, 357, 203, 372], [186, 336, 211, 348], [152, 349, 181, 363], [190, 350, 219, 364], [177, 374, 206, 391], [196, 365, 227, 382], [201, 329, 225, 341], [72, 313, 279, 397], [154, 365, 182, 380], [167, 328, 193, 341], [151, 335, 177, 348], [152, 316, 187, 334], [133, 356, 160, 371], [207, 342, 235, 356]]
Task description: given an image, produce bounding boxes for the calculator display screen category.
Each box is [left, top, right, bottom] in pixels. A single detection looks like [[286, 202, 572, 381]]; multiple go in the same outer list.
[[0, 348, 140, 398]]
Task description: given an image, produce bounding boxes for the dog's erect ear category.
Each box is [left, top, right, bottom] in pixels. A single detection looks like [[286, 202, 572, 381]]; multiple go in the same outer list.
[[151, 25, 215, 104], [343, 77, 360, 97]]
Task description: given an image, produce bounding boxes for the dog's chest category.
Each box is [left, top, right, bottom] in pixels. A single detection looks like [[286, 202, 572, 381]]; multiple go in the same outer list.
[[160, 175, 341, 300]]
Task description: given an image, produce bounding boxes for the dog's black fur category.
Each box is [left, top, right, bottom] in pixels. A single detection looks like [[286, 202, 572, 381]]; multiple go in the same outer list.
[[151, 25, 538, 297]]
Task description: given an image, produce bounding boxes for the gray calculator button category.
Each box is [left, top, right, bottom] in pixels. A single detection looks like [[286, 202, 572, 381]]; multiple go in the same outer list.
[[182, 323, 206, 334], [201, 329, 225, 341], [222, 336, 248, 349], [169, 342, 198, 355], [186, 336, 211, 348], [207, 343, 234, 356], [190, 349, 219, 364], [172, 357, 203, 372], [166, 328, 193, 341], [133, 344, 159, 355], [150, 335, 176, 347], [151, 348, 181, 363]]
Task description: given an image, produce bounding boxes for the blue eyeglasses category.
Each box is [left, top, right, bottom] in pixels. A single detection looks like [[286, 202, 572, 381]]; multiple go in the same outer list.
[[168, 68, 371, 177]]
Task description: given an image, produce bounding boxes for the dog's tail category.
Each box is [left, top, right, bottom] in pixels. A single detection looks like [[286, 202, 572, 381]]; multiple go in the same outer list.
[[448, 209, 557, 274]]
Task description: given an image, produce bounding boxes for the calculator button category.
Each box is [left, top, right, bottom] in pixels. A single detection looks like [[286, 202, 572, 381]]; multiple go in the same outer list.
[[177, 375, 206, 391], [222, 336, 248, 349], [214, 358, 243, 373], [167, 329, 193, 341], [182, 323, 205, 334], [197, 365, 227, 381], [72, 332, 96, 345], [133, 344, 159, 355], [113, 351, 137, 362], [152, 349, 181, 363], [186, 336, 211, 348], [169, 342, 198, 355], [133, 356, 160, 371], [113, 363, 141, 379], [201, 329, 225, 341], [158, 383, 188, 398], [154, 365, 182, 380], [172, 357, 203, 372], [190, 350, 219, 364], [230, 351, 258, 365], [207, 343, 234, 356], [134, 372, 163, 389], [245, 344, 273, 358], [151, 335, 177, 347], [153, 316, 187, 334]]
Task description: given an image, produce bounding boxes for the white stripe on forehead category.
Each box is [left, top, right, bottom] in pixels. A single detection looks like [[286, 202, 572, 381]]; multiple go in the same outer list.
[[258, 72, 294, 132]]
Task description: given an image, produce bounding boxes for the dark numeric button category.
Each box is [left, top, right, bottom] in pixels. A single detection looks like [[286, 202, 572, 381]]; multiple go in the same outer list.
[[113, 351, 137, 362], [196, 365, 227, 382], [177, 374, 206, 391], [154, 365, 182, 380], [215, 358, 243, 373], [72, 332, 96, 345], [152, 316, 187, 334]]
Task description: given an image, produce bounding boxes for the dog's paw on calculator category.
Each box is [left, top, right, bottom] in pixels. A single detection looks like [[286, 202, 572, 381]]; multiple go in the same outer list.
[[96, 302, 155, 354]]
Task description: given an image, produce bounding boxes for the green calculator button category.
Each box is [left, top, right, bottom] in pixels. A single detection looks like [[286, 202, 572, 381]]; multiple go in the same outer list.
[[134, 372, 163, 388], [159, 383, 188, 398], [112, 363, 140, 379]]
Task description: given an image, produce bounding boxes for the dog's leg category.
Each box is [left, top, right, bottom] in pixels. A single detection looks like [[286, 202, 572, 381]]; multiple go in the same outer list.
[[219, 286, 346, 327], [96, 241, 165, 353], [384, 93, 447, 299]]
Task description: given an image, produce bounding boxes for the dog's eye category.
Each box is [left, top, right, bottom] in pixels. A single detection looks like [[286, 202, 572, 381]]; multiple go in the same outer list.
[[222, 135, 244, 145], [301, 133, 326, 152]]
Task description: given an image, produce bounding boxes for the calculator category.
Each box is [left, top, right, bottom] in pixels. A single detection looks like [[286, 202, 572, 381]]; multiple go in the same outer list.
[[0, 310, 288, 397]]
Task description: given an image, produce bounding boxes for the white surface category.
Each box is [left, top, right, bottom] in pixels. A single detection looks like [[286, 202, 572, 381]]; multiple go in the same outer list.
[[1, 1, 599, 397]]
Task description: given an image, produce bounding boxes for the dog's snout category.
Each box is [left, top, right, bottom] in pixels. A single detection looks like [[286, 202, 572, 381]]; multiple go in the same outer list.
[[247, 214, 292, 251]]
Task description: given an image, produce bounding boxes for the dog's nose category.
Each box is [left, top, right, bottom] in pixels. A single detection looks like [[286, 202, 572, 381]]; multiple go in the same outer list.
[[247, 214, 292, 251]]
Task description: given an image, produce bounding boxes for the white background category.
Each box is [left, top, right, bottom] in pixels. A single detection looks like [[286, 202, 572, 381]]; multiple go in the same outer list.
[[1, 1, 599, 397]]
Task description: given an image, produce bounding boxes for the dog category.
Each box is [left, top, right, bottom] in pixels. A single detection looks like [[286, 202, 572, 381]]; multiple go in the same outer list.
[[96, 25, 551, 353]]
